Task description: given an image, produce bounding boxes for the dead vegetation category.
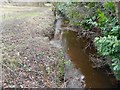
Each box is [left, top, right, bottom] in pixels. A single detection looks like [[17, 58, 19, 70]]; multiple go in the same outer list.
[[1, 6, 66, 88]]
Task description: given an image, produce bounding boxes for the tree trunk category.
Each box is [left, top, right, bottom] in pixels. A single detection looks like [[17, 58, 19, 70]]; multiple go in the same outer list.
[[116, 2, 120, 25]]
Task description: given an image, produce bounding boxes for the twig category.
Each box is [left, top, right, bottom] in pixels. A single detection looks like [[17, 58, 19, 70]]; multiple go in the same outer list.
[[59, 77, 72, 88]]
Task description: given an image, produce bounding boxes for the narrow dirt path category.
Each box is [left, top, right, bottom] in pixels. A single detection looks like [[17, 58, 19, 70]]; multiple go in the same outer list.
[[1, 6, 65, 88]]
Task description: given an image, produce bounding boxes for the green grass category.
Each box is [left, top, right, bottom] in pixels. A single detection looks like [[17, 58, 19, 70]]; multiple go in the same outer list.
[[0, 12, 41, 21]]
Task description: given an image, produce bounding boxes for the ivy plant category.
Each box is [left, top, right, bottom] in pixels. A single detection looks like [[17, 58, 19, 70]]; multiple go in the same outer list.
[[94, 35, 120, 80]]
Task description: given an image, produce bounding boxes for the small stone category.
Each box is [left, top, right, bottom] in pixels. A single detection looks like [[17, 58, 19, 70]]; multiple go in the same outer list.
[[44, 37, 49, 42], [20, 85, 24, 88], [81, 75, 85, 80], [24, 57, 27, 59], [17, 52, 20, 56]]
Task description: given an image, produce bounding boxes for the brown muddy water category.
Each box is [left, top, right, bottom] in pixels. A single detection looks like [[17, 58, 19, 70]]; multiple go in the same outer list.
[[62, 30, 116, 88]]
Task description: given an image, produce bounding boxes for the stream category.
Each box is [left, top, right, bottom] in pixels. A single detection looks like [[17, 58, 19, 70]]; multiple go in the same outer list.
[[53, 17, 117, 88], [62, 30, 116, 88]]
